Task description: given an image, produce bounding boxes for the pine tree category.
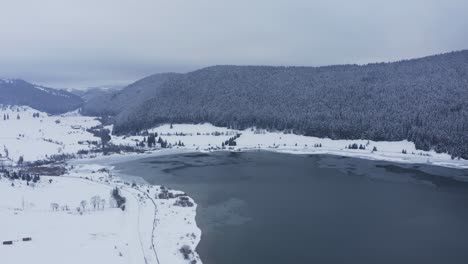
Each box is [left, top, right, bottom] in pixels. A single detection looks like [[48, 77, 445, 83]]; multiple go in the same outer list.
[[147, 134, 156, 148]]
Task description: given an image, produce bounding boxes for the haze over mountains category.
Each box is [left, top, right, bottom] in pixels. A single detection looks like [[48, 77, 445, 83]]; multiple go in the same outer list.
[[0, 78, 83, 114], [81, 50, 468, 159], [69, 85, 124, 103], [81, 73, 180, 116]]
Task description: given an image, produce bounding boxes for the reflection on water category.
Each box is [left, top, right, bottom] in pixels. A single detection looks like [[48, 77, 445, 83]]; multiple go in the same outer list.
[[202, 198, 252, 230]]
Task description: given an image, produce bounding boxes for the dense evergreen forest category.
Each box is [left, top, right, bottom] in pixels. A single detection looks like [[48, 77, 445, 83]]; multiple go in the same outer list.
[[85, 51, 468, 159]]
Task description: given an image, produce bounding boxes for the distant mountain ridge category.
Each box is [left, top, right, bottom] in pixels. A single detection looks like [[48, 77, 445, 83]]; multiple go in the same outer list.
[[69, 85, 124, 103], [0, 78, 83, 114], [82, 50, 468, 159], [81, 73, 180, 116]]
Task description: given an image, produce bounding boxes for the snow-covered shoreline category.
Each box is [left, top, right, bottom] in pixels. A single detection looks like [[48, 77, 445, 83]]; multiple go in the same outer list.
[[67, 163, 203, 264], [1, 105, 466, 170], [109, 123, 468, 170], [1, 162, 203, 264]]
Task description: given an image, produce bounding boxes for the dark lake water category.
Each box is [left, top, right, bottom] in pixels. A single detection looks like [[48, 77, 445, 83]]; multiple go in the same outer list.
[[114, 151, 468, 264]]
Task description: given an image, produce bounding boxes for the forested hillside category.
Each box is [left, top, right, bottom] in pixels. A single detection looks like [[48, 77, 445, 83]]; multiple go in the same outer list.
[[95, 51, 467, 159], [81, 73, 180, 116], [0, 79, 83, 114]]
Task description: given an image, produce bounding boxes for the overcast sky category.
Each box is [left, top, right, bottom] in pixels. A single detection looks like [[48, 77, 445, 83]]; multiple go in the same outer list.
[[1, 0, 467, 89]]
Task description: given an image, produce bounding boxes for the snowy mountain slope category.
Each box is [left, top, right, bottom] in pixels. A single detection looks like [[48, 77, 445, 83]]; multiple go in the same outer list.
[[0, 79, 83, 114], [0, 105, 100, 162]]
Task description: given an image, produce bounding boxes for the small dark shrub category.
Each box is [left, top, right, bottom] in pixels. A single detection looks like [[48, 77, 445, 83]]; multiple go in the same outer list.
[[179, 245, 192, 260]]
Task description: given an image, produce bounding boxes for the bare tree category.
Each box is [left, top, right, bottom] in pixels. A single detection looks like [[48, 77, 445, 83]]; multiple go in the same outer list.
[[109, 197, 117, 208], [90, 195, 101, 210], [80, 200, 87, 211], [50, 203, 59, 211], [100, 199, 106, 210]]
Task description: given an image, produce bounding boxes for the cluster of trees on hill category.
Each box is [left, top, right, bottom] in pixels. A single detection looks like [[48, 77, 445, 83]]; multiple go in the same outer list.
[[83, 51, 468, 159], [137, 133, 172, 148], [0, 169, 41, 184], [347, 143, 366, 150], [222, 133, 241, 147]]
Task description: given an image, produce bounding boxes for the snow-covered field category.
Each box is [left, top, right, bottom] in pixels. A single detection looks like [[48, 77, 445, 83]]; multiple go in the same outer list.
[[0, 164, 201, 264], [0, 105, 100, 162]]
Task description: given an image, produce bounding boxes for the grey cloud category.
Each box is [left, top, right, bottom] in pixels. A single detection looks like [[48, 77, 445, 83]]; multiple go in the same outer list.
[[1, 0, 467, 88]]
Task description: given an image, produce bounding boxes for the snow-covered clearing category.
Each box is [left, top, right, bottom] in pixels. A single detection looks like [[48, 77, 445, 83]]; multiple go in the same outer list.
[[0, 105, 100, 162], [0, 164, 201, 264], [0, 175, 137, 264]]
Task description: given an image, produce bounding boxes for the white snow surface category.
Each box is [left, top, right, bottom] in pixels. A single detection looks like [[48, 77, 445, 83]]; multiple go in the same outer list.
[[34, 85, 71, 98], [0, 105, 100, 162], [0, 164, 202, 264]]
